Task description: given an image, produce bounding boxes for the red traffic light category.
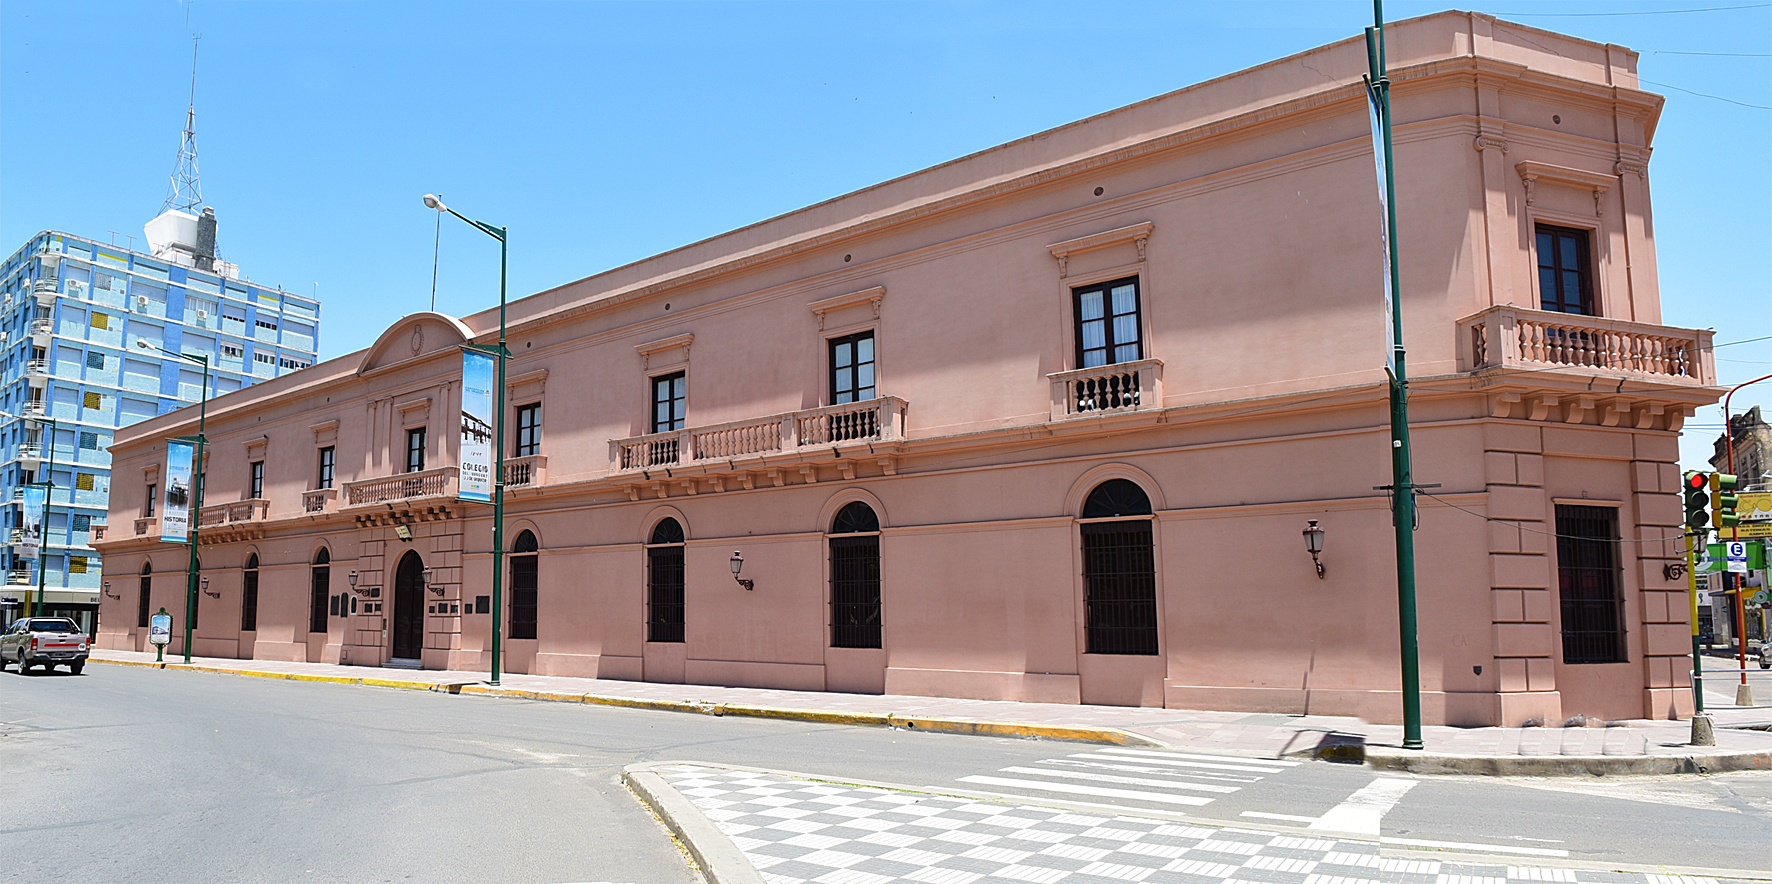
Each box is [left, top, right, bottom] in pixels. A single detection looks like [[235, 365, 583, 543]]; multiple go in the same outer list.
[[1687, 471, 1710, 491]]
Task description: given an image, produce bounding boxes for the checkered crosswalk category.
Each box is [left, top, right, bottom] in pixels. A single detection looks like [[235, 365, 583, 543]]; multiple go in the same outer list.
[[657, 764, 1744, 884]]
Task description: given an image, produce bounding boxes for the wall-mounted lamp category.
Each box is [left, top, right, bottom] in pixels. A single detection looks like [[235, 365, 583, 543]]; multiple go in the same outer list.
[[729, 551, 754, 591], [348, 569, 369, 597], [103, 580, 120, 600], [202, 575, 220, 598], [394, 524, 413, 542], [1303, 519, 1325, 579], [423, 567, 441, 596]]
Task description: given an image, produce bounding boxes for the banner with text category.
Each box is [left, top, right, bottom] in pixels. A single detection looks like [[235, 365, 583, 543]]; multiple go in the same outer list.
[[1367, 84, 1397, 381], [162, 440, 194, 543], [459, 349, 494, 502], [20, 484, 44, 560]]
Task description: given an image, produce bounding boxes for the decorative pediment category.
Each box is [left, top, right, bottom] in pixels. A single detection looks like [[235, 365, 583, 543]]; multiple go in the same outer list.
[[358, 312, 476, 377]]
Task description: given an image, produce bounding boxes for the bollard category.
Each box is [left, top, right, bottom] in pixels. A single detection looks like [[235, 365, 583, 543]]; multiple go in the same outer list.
[[1690, 712, 1715, 747], [1736, 683, 1755, 707]]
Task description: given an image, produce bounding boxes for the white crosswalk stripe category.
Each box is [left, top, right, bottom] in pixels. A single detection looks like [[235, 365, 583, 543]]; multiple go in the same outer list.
[[954, 747, 1297, 813]]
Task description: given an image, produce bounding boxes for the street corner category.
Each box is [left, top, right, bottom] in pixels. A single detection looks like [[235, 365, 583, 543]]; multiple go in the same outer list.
[[623, 762, 767, 884]]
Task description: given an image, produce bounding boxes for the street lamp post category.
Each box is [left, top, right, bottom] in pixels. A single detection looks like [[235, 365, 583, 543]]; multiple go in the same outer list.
[[139, 341, 210, 663], [423, 193, 508, 686]]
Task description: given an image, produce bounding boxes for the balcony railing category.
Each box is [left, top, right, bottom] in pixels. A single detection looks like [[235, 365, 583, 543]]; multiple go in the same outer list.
[[24, 359, 47, 376], [302, 488, 338, 514], [504, 455, 548, 488], [135, 517, 156, 537], [613, 397, 908, 472], [16, 444, 40, 461], [197, 499, 270, 529], [23, 401, 44, 417], [29, 318, 52, 336], [1458, 306, 1714, 384], [343, 467, 457, 507], [1048, 358, 1164, 420]]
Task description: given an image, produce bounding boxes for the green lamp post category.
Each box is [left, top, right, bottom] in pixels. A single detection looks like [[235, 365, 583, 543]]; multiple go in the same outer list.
[[140, 340, 210, 664]]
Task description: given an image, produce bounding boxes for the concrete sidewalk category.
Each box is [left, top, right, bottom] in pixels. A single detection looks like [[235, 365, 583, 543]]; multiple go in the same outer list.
[[83, 648, 1772, 776]]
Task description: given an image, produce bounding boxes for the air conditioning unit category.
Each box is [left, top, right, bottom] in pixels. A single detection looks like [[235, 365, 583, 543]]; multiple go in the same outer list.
[[197, 309, 208, 321], [136, 295, 148, 310]]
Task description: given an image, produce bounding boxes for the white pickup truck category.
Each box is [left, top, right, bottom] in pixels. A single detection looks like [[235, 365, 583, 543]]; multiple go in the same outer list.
[[0, 617, 90, 674]]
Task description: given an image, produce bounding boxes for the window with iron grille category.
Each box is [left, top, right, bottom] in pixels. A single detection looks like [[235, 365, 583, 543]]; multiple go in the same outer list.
[[652, 372, 686, 434], [829, 332, 876, 405], [69, 556, 88, 574], [318, 446, 334, 490], [138, 563, 152, 628], [646, 518, 685, 643], [406, 428, 426, 473], [241, 554, 259, 632], [310, 549, 331, 633], [86, 351, 105, 369], [829, 502, 882, 649], [76, 472, 95, 491], [249, 461, 264, 499], [83, 391, 102, 410], [1536, 225, 1595, 316], [1080, 479, 1158, 655], [79, 431, 98, 449], [1556, 504, 1625, 664], [510, 530, 539, 640], [71, 514, 90, 532], [515, 403, 541, 458], [1073, 277, 1142, 369]]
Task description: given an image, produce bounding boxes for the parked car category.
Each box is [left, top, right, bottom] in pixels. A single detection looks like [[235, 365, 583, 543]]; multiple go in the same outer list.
[[1759, 642, 1770, 670], [0, 617, 89, 674]]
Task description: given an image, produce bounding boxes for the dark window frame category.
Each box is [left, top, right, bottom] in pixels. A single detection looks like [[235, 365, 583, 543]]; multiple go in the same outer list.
[[1079, 480, 1158, 656], [651, 372, 686, 434], [1535, 223, 1596, 316], [249, 460, 264, 499], [829, 501, 882, 649], [318, 446, 335, 490], [310, 549, 331, 633], [1072, 276, 1144, 370], [514, 403, 541, 458], [241, 553, 259, 632], [405, 427, 426, 473], [646, 518, 685, 643], [145, 483, 156, 517], [510, 530, 538, 640], [828, 331, 877, 406], [1556, 504, 1626, 664], [137, 563, 152, 628]]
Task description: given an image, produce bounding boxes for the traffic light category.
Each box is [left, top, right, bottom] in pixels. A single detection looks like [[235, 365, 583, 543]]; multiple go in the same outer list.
[[1711, 473, 1740, 530], [1684, 471, 1711, 530]]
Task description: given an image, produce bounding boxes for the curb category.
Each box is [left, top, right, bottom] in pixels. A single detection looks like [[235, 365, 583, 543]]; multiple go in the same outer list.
[[1366, 745, 1772, 776], [624, 765, 765, 884], [91, 657, 1162, 748]]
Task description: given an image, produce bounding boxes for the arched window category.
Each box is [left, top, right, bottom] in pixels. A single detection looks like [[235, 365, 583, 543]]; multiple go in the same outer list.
[[310, 549, 331, 634], [646, 518, 685, 643], [1080, 479, 1157, 655], [829, 502, 882, 649], [510, 530, 539, 640], [241, 554, 260, 632], [137, 562, 153, 629]]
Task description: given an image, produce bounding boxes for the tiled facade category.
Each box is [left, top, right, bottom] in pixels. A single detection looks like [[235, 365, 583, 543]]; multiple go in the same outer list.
[[97, 13, 1719, 726], [0, 231, 319, 631]]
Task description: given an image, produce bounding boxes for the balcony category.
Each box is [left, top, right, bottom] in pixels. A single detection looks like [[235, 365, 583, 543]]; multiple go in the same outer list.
[[29, 318, 52, 343], [197, 499, 271, 544], [23, 401, 45, 418], [1047, 358, 1164, 421], [343, 467, 458, 507], [612, 397, 908, 473], [25, 359, 48, 386], [1458, 306, 1715, 385], [302, 487, 339, 514], [134, 517, 156, 537], [504, 455, 548, 488], [6, 571, 29, 586], [16, 444, 41, 465]]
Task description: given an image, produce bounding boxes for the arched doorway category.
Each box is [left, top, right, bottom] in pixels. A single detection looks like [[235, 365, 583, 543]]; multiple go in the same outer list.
[[392, 551, 426, 661]]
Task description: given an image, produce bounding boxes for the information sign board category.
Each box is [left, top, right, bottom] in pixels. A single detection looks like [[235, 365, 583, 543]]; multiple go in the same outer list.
[[149, 612, 172, 647]]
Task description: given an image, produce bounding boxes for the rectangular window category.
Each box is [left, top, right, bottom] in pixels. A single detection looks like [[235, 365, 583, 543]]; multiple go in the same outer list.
[[406, 428, 426, 473], [69, 556, 88, 574], [221, 344, 244, 358], [829, 331, 876, 405], [1556, 504, 1625, 664], [71, 514, 90, 532], [75, 472, 95, 491], [86, 351, 105, 369], [652, 372, 686, 434], [510, 555, 538, 640], [830, 535, 882, 649], [1536, 224, 1594, 315], [79, 431, 98, 449], [647, 545, 685, 643], [1073, 277, 1142, 369], [514, 403, 541, 457], [253, 352, 275, 364], [83, 391, 102, 410], [318, 447, 335, 490], [138, 572, 152, 629], [145, 484, 157, 517], [241, 567, 259, 633], [310, 566, 330, 633], [90, 312, 109, 330], [249, 461, 264, 499]]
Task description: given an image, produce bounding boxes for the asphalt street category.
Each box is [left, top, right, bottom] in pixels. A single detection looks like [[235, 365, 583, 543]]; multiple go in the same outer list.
[[3, 664, 1770, 883]]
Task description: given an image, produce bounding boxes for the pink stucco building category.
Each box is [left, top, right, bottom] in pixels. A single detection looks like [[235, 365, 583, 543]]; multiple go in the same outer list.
[[95, 12, 1719, 726]]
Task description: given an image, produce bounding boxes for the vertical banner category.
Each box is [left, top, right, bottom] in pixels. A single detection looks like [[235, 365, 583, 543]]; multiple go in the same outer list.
[[20, 485, 44, 560], [1367, 86, 1397, 381], [162, 440, 194, 542], [458, 349, 495, 502]]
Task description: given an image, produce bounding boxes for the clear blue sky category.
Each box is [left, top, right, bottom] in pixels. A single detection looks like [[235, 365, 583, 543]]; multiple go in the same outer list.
[[2, 1, 1766, 472]]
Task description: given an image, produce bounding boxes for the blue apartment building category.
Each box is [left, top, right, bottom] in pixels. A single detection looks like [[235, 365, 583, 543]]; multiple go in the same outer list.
[[0, 225, 320, 631]]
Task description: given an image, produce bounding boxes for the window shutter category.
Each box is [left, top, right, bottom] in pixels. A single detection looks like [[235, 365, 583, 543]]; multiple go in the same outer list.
[[75, 472, 96, 491], [83, 391, 102, 409], [90, 313, 109, 330], [69, 556, 88, 574], [79, 431, 99, 449], [87, 351, 105, 369]]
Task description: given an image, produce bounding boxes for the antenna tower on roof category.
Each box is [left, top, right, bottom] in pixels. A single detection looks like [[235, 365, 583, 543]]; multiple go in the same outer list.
[[161, 35, 204, 215]]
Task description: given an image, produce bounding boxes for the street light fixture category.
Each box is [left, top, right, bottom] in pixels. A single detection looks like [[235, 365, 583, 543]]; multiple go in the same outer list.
[[1302, 520, 1325, 579], [423, 193, 510, 686], [729, 551, 754, 591], [138, 339, 211, 663]]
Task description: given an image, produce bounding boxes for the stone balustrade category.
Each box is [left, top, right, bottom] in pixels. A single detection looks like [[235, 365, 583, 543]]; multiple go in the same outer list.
[[1047, 358, 1164, 420], [613, 397, 908, 472], [343, 467, 457, 507], [1458, 306, 1714, 384]]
